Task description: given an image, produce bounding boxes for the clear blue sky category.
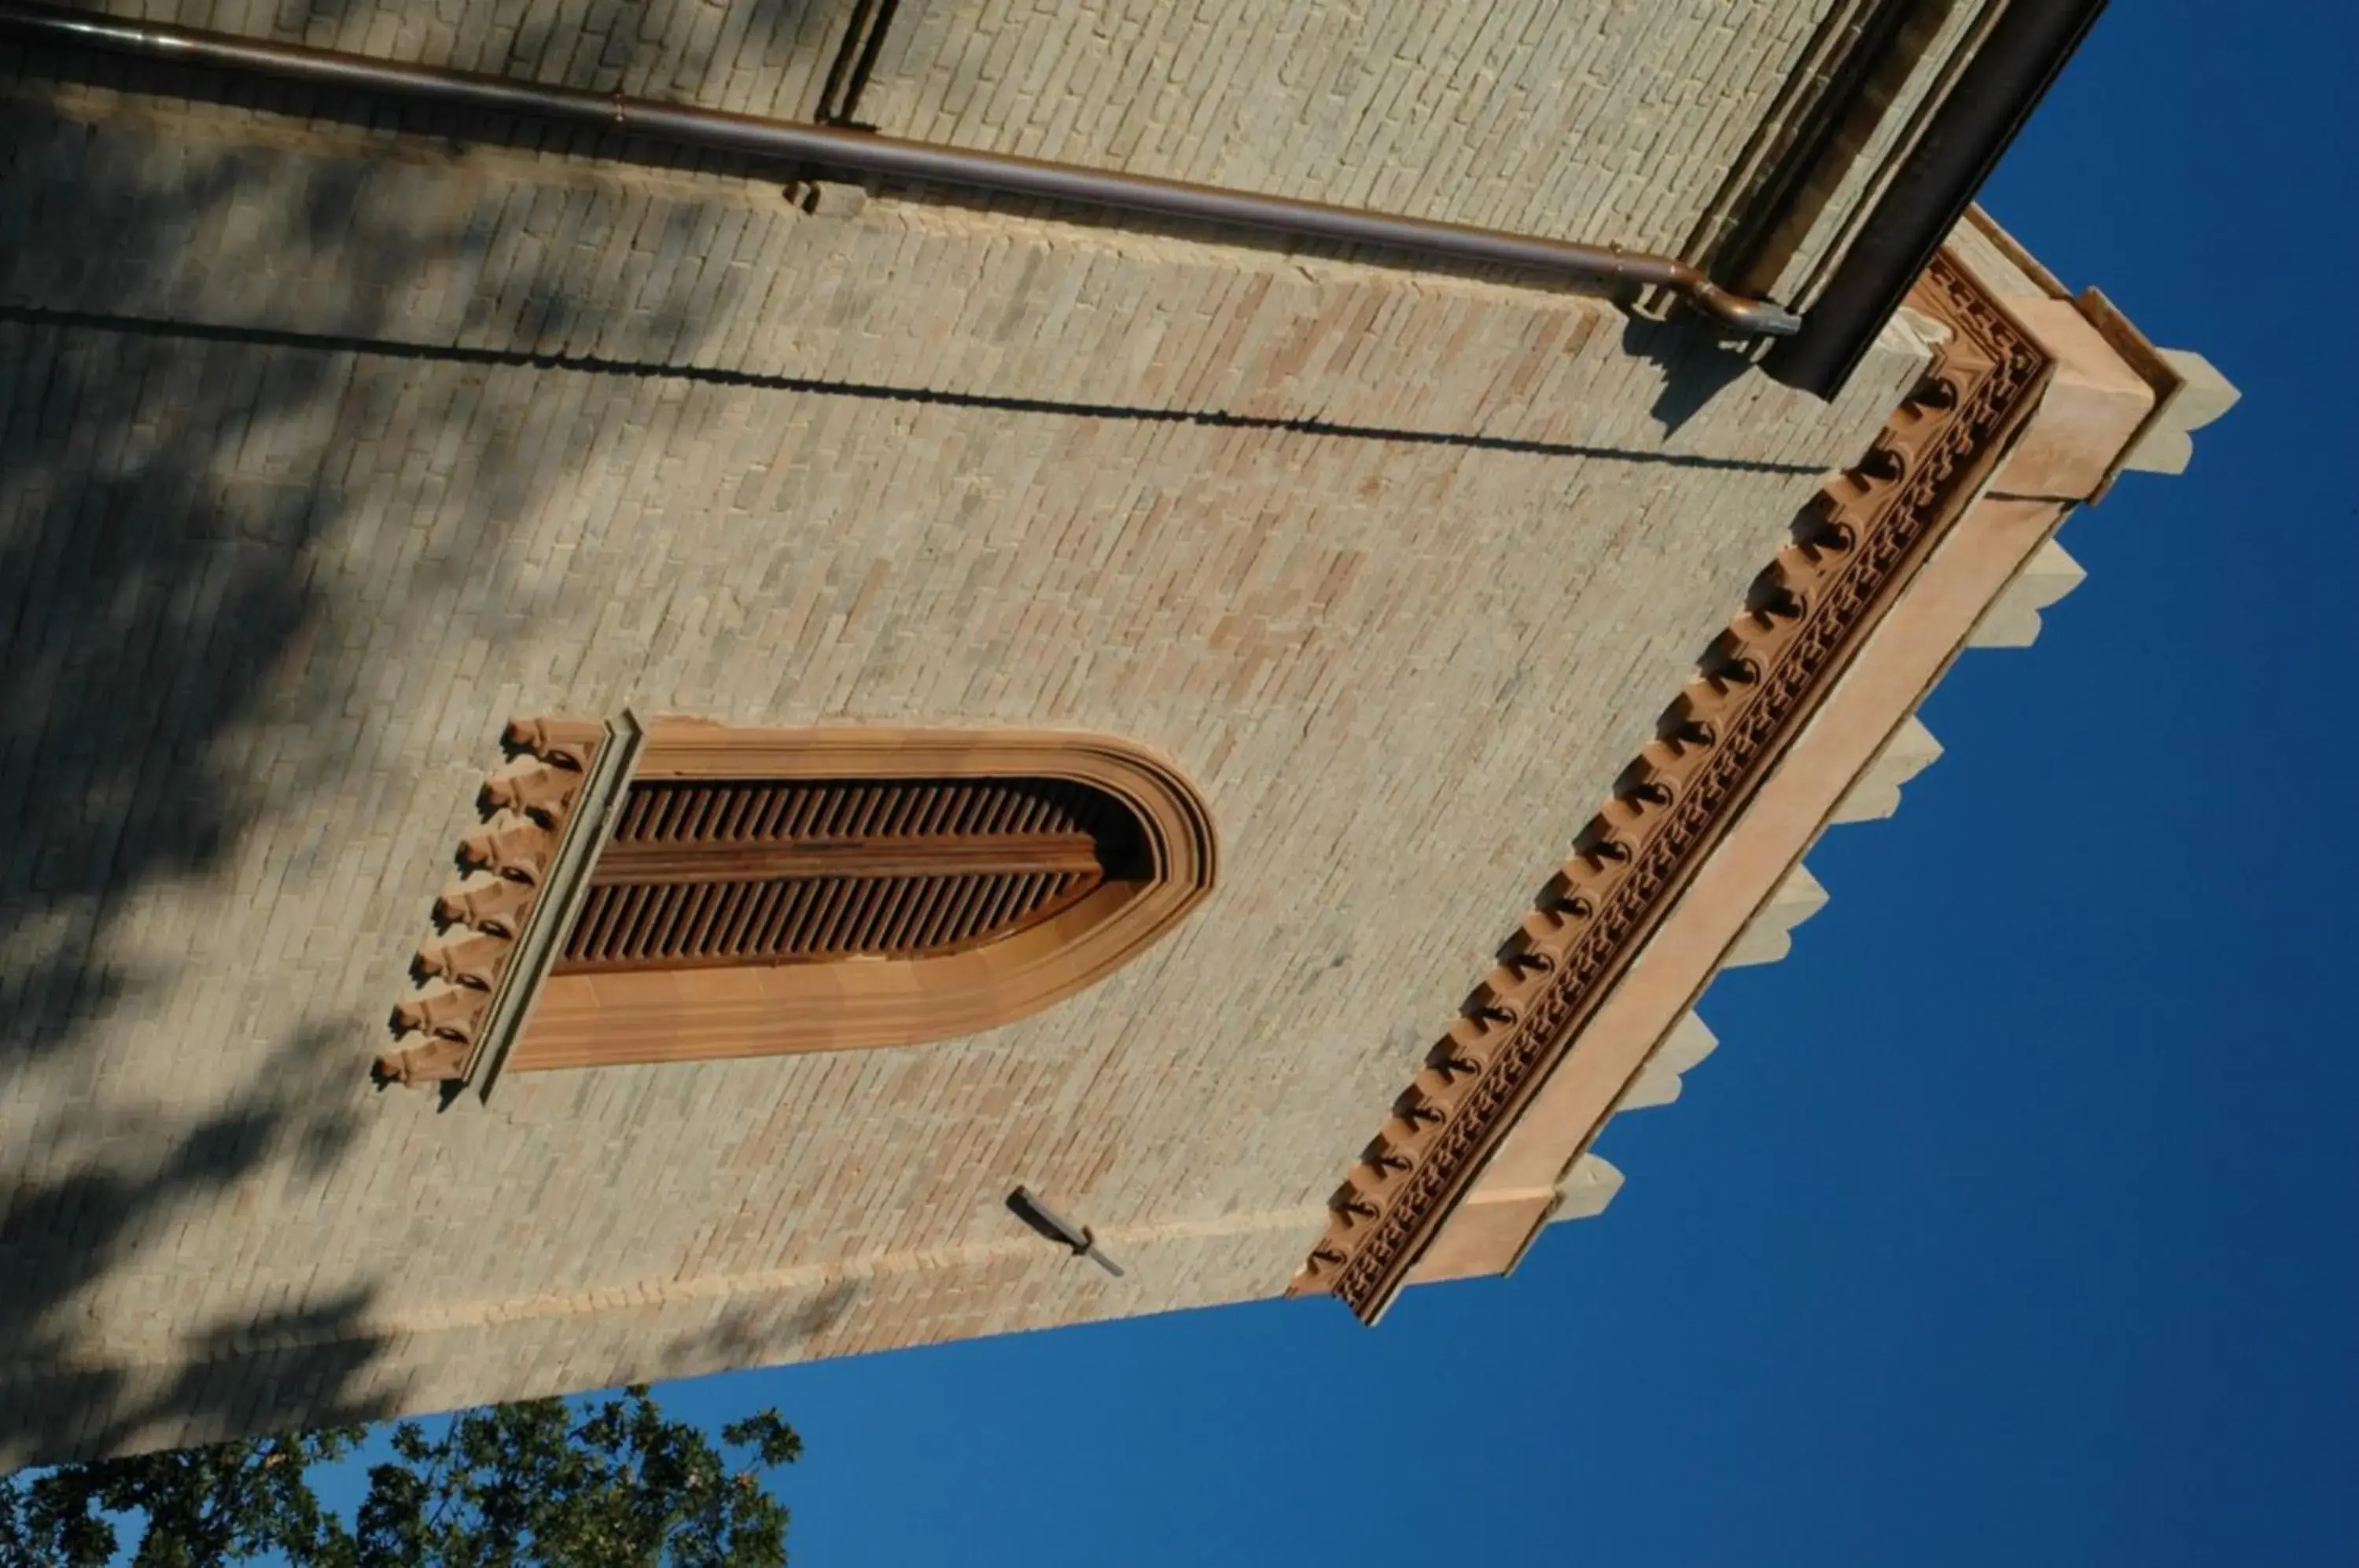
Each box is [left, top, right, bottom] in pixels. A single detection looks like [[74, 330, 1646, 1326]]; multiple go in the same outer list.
[[652, 6, 2359, 1564]]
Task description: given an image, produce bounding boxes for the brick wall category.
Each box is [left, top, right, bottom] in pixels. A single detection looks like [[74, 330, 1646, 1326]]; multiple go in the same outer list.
[[0, 26, 1931, 1462], [863, 0, 1835, 256]]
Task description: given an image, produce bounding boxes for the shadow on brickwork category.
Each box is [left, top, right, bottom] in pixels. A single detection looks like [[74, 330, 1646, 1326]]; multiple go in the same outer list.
[[0, 1, 851, 1467], [1620, 314, 1761, 435], [0, 1030, 392, 1463], [663, 1280, 867, 1387]]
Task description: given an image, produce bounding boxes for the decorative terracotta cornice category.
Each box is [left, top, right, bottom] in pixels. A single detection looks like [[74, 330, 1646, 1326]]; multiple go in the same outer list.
[[1291, 253, 2053, 1323]]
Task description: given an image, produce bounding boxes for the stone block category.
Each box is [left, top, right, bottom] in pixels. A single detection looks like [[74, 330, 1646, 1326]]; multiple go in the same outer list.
[[1966, 538, 2085, 650], [1720, 862, 1829, 969], [1548, 1154, 1625, 1224], [1617, 1010, 1720, 1110], [1829, 712, 1943, 824], [2121, 348, 2241, 477]]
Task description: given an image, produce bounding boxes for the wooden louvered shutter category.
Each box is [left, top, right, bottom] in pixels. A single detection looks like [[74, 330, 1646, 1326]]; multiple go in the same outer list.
[[555, 776, 1148, 973]]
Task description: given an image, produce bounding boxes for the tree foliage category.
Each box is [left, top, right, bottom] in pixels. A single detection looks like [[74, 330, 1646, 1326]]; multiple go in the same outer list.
[[0, 1386, 800, 1568]]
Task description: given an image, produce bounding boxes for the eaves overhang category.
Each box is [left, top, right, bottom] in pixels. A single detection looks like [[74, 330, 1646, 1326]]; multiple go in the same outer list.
[[1292, 245, 2058, 1323], [1294, 204, 2240, 1323]]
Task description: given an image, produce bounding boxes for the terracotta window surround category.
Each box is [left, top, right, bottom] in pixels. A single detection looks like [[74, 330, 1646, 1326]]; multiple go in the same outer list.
[[502, 723, 1218, 1073]]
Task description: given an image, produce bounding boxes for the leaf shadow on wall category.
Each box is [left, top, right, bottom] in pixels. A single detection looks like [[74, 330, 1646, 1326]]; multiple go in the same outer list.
[[0, 0, 852, 1469]]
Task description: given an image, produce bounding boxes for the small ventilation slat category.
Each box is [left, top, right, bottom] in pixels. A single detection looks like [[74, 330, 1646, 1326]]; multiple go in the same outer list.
[[770, 788, 808, 839], [668, 885, 700, 962], [807, 877, 852, 950], [938, 874, 990, 948], [830, 787, 869, 838], [599, 885, 637, 960], [576, 885, 616, 962], [829, 878, 881, 952], [992, 790, 1026, 834], [556, 775, 1139, 973], [840, 878, 893, 950], [619, 885, 657, 959], [609, 885, 649, 960], [992, 874, 1030, 935], [911, 785, 952, 835], [572, 885, 610, 961], [803, 878, 847, 954], [616, 883, 663, 959], [782, 878, 836, 954], [865, 876, 916, 951], [941, 875, 994, 949], [656, 790, 687, 841], [693, 789, 727, 841], [907, 875, 960, 952], [850, 877, 898, 945], [756, 879, 806, 954], [915, 876, 967, 948], [683, 881, 731, 957], [929, 877, 977, 948], [784, 878, 834, 954], [718, 882, 763, 956], [723, 883, 759, 954], [716, 789, 756, 841], [972, 873, 1020, 938], [637, 788, 671, 839], [827, 787, 863, 838], [1012, 871, 1049, 925], [948, 788, 984, 834], [644, 884, 686, 958], [826, 877, 880, 952], [874, 876, 929, 951]]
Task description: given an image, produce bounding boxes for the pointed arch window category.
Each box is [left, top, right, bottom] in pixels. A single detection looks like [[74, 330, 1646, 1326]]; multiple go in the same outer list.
[[557, 773, 1147, 973], [377, 720, 1217, 1088]]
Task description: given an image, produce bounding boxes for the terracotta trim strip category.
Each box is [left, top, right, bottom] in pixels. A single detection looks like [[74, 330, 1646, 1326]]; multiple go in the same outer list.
[[373, 716, 624, 1089], [1437, 492, 2072, 1280], [1290, 253, 2054, 1323], [467, 712, 647, 1100]]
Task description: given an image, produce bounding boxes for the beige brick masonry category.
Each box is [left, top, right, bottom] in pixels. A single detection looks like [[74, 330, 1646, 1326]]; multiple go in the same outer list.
[[0, 31, 1935, 1462]]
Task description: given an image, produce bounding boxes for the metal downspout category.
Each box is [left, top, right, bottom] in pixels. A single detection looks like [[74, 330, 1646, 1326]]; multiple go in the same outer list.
[[0, 2, 1805, 338]]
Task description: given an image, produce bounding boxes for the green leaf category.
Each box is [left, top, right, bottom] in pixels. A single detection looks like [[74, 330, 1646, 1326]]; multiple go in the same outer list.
[[2, 1390, 797, 1568]]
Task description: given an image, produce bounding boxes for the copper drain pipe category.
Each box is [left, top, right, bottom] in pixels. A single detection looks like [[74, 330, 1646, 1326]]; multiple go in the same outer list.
[[0, 2, 1803, 337]]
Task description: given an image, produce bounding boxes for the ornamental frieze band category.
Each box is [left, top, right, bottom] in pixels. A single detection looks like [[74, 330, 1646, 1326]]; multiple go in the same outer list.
[[1290, 252, 2055, 1322]]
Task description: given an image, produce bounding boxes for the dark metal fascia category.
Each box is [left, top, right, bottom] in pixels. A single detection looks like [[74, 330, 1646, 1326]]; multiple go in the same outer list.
[[1765, 0, 2110, 396]]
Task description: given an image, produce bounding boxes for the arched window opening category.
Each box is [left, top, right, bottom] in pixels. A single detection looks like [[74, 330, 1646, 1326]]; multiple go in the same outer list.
[[421, 721, 1221, 1077], [556, 775, 1151, 972]]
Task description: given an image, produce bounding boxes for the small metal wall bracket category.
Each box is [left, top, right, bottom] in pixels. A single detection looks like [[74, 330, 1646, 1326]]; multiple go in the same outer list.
[[1007, 1187, 1125, 1277]]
